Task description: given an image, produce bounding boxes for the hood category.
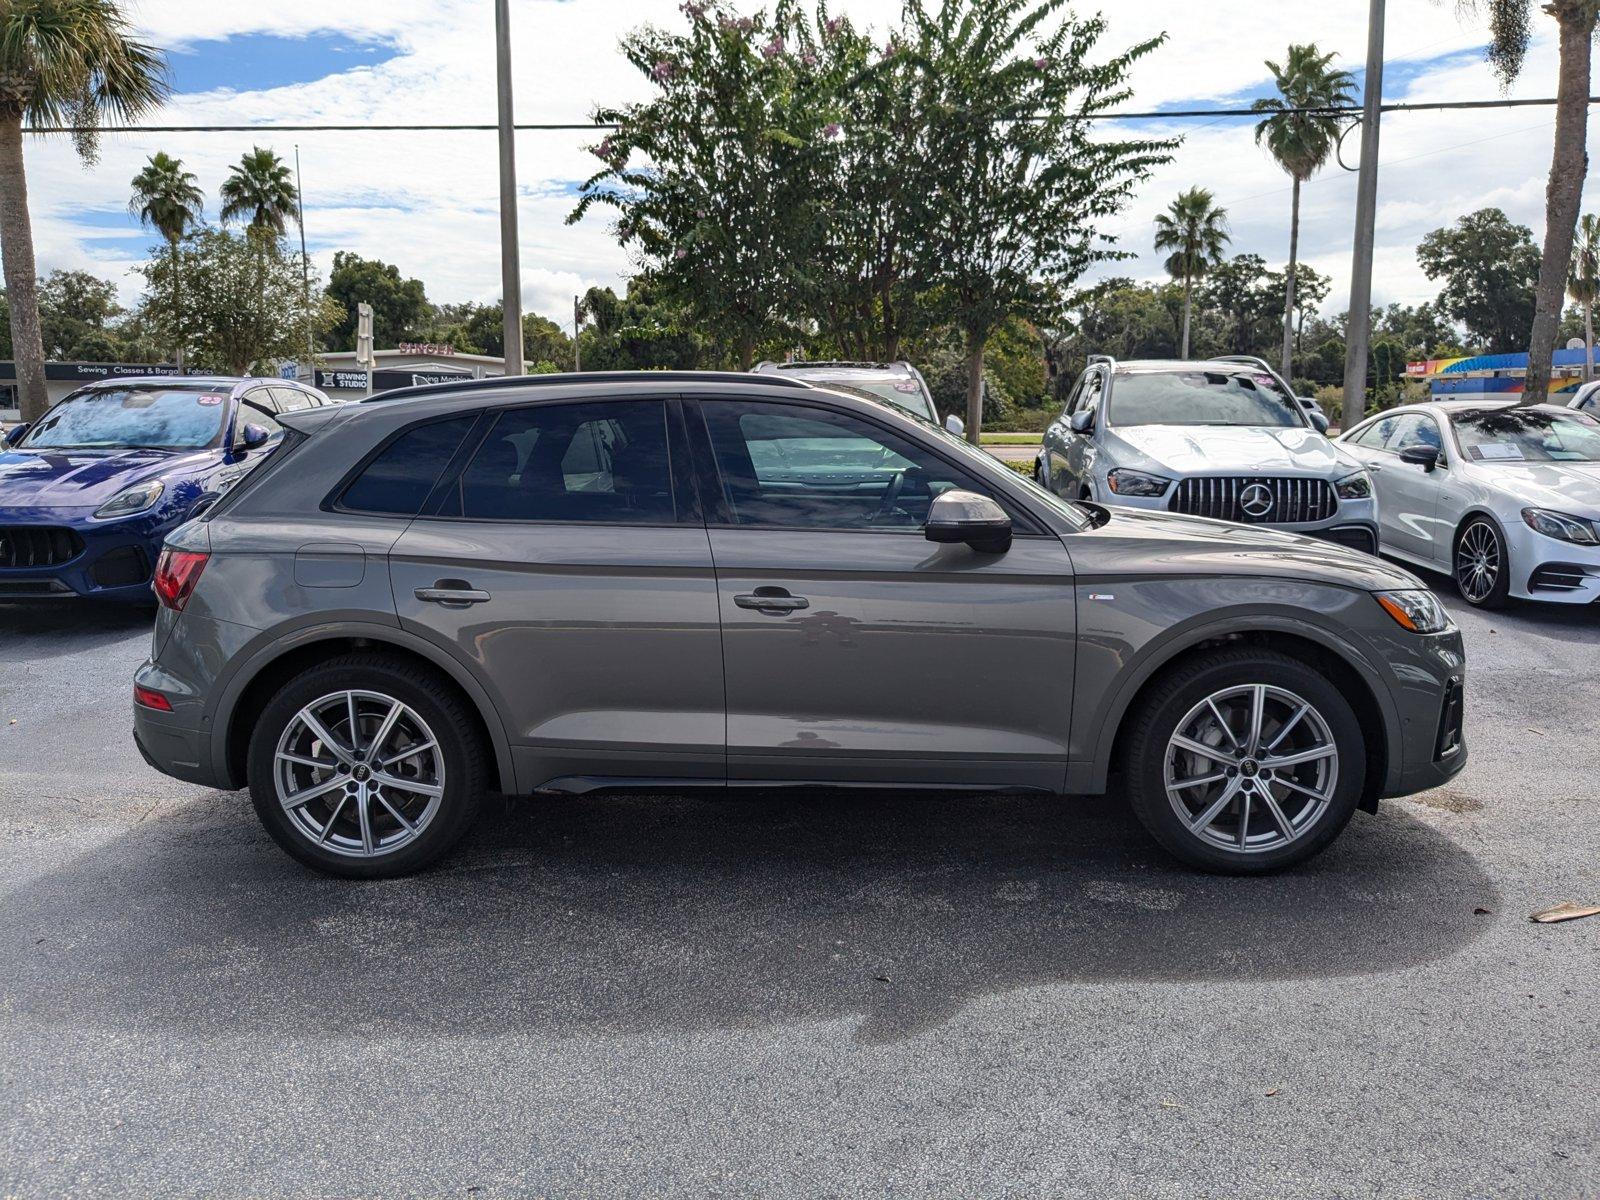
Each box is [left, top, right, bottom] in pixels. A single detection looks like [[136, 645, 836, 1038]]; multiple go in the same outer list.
[[1110, 424, 1356, 478], [1078, 506, 1424, 593], [0, 448, 205, 509], [1476, 461, 1600, 516]]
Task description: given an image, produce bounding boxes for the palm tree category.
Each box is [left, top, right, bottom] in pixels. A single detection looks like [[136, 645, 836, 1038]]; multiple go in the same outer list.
[[0, 0, 167, 422], [129, 153, 204, 374], [1569, 214, 1600, 383], [1455, 1, 1600, 403], [218, 146, 297, 235], [1252, 44, 1356, 380], [1153, 187, 1230, 358]]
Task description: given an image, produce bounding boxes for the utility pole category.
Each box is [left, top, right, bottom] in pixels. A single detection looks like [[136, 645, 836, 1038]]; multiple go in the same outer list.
[[1341, 0, 1385, 432], [573, 294, 581, 372], [294, 144, 313, 382], [495, 0, 524, 378]]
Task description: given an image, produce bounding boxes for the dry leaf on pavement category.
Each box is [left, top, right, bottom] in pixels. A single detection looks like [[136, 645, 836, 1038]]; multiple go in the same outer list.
[[1529, 902, 1600, 924]]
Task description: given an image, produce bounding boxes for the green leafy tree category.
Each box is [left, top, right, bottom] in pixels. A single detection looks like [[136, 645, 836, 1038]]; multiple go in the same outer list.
[[571, 3, 836, 367], [1417, 208, 1539, 354], [1454, 0, 1600, 402], [1291, 262, 1331, 358], [219, 146, 297, 235], [38, 269, 123, 359], [1251, 44, 1355, 378], [577, 279, 704, 371], [906, 0, 1172, 440], [1568, 213, 1600, 381], [129, 152, 204, 371], [0, 0, 167, 421], [323, 252, 429, 352], [1197, 253, 1280, 357], [139, 227, 338, 375], [1153, 187, 1229, 358]]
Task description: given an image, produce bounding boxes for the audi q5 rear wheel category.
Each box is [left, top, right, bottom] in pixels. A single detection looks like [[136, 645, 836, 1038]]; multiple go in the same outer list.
[[247, 653, 488, 878], [1123, 649, 1365, 873]]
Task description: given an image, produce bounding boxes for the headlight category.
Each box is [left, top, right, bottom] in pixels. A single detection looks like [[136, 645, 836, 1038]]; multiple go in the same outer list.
[[1336, 470, 1373, 500], [1521, 507, 1599, 545], [1106, 468, 1171, 497], [1374, 589, 1451, 634], [93, 479, 165, 519]]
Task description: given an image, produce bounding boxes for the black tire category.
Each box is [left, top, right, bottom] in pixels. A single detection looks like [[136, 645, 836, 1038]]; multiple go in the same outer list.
[[247, 653, 488, 879], [1122, 648, 1366, 874], [1454, 516, 1511, 609]]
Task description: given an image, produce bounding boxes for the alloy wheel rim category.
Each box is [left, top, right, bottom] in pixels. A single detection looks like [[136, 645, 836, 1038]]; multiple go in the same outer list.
[[1164, 683, 1339, 854], [273, 689, 445, 858], [1456, 523, 1500, 603]]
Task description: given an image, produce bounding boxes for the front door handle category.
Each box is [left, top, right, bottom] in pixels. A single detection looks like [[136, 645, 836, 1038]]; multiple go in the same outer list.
[[415, 580, 492, 607], [734, 586, 810, 614]]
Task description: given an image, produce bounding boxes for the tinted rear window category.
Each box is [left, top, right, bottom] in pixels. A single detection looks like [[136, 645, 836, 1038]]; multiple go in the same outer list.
[[339, 416, 476, 515]]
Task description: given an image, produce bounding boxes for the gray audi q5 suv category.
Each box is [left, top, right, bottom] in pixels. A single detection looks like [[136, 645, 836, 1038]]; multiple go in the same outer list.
[[133, 372, 1467, 878]]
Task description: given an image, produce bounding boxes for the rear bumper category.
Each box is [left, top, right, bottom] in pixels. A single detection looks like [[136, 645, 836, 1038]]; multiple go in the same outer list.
[[132, 704, 221, 787]]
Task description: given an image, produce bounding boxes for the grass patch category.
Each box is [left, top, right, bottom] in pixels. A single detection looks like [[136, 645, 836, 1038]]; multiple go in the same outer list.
[[980, 432, 1043, 445]]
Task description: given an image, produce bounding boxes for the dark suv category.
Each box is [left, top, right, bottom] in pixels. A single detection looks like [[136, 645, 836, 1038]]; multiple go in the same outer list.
[[133, 372, 1467, 878]]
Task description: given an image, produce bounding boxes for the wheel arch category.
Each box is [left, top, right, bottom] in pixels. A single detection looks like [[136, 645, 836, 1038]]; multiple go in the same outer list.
[[212, 623, 516, 794], [1082, 620, 1397, 812]]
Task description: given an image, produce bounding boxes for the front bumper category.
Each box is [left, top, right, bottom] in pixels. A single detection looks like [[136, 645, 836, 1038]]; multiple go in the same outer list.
[[1098, 484, 1380, 551], [1377, 626, 1469, 800], [0, 508, 169, 601], [1506, 525, 1600, 604]]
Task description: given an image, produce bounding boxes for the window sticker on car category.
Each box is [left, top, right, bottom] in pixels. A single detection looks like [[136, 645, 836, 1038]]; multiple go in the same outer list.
[[197, 394, 224, 406], [893, 381, 921, 392], [1251, 373, 1277, 388], [1473, 442, 1525, 461]]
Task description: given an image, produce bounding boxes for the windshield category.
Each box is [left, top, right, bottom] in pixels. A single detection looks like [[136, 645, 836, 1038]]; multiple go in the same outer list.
[[1110, 370, 1305, 428], [1452, 407, 1600, 463], [20, 386, 229, 451], [846, 379, 936, 421]]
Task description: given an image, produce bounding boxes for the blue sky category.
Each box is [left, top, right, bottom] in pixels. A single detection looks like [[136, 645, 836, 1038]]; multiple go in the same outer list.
[[18, 0, 1567, 329]]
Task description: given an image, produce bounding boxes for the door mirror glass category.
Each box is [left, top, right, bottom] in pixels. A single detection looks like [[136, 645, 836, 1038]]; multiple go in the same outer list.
[[2, 423, 29, 448], [238, 422, 272, 450], [1069, 409, 1095, 434], [924, 489, 1012, 554], [1399, 445, 1440, 471]]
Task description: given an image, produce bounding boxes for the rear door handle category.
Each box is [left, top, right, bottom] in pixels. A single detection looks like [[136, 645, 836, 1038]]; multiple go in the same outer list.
[[734, 586, 810, 614], [415, 580, 492, 606]]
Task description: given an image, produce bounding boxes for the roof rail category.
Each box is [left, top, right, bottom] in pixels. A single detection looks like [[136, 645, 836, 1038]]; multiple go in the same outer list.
[[1214, 355, 1277, 374], [360, 369, 813, 404], [1086, 354, 1116, 368]]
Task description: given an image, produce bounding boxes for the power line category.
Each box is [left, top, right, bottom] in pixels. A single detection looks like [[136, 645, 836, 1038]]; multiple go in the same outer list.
[[19, 94, 1600, 135]]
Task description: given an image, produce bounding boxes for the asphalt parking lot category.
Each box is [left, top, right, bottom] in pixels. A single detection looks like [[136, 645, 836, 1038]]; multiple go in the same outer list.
[[2, 582, 1597, 1198]]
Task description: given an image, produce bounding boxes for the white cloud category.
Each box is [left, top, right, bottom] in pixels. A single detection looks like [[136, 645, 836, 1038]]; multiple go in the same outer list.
[[17, 0, 1588, 334]]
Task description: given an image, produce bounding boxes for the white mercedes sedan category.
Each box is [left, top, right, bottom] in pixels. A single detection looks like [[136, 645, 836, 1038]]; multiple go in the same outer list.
[[1339, 400, 1600, 608]]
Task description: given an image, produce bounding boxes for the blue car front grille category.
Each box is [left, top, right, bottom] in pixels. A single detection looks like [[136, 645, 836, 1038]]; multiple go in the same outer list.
[[0, 525, 86, 569]]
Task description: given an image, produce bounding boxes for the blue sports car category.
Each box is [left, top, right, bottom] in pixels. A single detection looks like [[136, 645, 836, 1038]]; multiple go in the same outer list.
[[0, 375, 334, 602]]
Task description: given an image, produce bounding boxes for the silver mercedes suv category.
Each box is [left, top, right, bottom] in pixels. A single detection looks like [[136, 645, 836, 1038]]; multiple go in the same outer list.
[[133, 371, 1465, 879], [1037, 355, 1380, 555]]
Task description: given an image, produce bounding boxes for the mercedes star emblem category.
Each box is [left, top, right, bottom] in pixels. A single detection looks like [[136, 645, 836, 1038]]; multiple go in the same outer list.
[[1239, 483, 1275, 518]]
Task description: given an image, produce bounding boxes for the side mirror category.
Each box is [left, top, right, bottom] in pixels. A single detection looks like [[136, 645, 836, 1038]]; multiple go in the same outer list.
[[238, 423, 272, 450], [1399, 445, 1440, 472], [1310, 411, 1331, 434], [3, 423, 29, 448], [924, 489, 1012, 554], [1069, 409, 1095, 434], [944, 412, 966, 436]]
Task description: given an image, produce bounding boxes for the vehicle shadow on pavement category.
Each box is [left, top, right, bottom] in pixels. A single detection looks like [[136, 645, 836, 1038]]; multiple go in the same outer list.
[[4, 789, 1496, 1046], [1, 601, 155, 650]]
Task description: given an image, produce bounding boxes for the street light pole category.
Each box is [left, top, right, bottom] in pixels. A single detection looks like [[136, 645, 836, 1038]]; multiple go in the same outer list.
[[495, 0, 524, 377], [1341, 0, 1385, 431], [294, 144, 313, 381], [573, 294, 581, 372]]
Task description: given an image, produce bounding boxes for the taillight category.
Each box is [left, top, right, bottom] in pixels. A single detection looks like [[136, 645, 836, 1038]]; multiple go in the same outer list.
[[153, 548, 209, 611], [134, 684, 172, 711]]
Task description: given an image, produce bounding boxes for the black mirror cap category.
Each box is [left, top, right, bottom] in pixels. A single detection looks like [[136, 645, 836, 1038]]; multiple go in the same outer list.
[[1399, 445, 1440, 470], [2, 423, 29, 447], [925, 519, 1013, 554]]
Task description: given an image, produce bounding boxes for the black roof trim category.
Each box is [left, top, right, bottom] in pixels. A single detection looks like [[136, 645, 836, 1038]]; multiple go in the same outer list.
[[361, 369, 813, 404]]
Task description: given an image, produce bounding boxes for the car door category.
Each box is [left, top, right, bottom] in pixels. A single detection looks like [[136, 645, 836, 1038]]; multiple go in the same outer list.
[[691, 394, 1077, 791], [1041, 371, 1087, 495], [1372, 413, 1446, 563], [1059, 368, 1105, 498], [385, 395, 726, 790]]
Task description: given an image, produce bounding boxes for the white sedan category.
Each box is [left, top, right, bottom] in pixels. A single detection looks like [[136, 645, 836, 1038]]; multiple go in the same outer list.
[[1339, 400, 1600, 608]]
